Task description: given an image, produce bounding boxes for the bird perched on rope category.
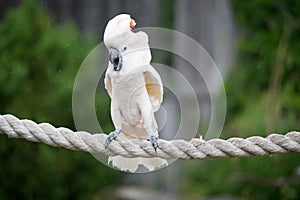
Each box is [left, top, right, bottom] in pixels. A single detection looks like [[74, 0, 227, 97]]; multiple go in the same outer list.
[[103, 14, 168, 172]]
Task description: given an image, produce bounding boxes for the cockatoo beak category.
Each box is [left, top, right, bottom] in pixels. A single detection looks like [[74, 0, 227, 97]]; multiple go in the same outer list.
[[109, 48, 123, 71]]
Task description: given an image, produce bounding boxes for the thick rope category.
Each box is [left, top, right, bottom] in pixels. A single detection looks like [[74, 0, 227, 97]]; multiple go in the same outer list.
[[0, 114, 299, 160]]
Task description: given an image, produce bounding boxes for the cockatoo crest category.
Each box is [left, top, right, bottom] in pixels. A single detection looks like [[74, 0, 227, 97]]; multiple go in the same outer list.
[[103, 14, 136, 49]]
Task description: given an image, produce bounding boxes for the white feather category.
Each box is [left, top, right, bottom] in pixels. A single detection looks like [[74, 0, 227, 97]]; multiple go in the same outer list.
[[108, 156, 168, 173], [104, 14, 167, 172]]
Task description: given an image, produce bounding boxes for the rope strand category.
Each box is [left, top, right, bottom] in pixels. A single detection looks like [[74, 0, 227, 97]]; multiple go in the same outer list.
[[0, 114, 299, 160]]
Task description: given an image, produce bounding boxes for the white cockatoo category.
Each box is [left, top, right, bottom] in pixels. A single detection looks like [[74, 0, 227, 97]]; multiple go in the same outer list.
[[103, 14, 168, 172]]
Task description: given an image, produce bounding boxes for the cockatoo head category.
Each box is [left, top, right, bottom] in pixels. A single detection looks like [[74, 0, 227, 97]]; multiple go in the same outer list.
[[103, 14, 136, 49], [103, 14, 151, 72], [103, 14, 136, 71]]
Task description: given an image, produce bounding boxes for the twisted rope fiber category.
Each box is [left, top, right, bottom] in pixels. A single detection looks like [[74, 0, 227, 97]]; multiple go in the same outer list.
[[0, 114, 300, 160]]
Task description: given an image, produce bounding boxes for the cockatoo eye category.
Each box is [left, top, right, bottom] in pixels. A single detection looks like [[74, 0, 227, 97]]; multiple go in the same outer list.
[[109, 48, 123, 71], [123, 46, 127, 51]]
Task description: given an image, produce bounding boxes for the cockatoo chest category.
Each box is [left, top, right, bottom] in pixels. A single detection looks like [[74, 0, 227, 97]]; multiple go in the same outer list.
[[110, 70, 148, 124]]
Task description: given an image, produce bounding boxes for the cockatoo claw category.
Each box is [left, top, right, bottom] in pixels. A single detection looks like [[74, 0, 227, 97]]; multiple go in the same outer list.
[[105, 129, 121, 148], [147, 135, 158, 153]]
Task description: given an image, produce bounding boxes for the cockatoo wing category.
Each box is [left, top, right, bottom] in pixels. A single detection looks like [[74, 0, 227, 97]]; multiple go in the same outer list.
[[104, 70, 112, 97], [124, 30, 163, 111], [143, 65, 163, 112]]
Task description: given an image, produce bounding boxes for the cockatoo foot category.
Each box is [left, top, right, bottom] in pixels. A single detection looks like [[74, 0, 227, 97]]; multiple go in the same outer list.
[[147, 135, 158, 153], [105, 129, 121, 148]]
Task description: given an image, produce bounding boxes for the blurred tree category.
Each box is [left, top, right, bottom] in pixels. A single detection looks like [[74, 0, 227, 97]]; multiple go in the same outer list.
[[226, 0, 300, 135], [0, 0, 120, 199], [183, 1, 300, 199]]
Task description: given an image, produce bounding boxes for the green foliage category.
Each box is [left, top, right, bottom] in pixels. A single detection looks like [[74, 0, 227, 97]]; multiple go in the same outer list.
[[226, 0, 300, 134], [0, 0, 120, 199], [160, 0, 174, 29], [0, 0, 86, 126], [183, 1, 300, 199]]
